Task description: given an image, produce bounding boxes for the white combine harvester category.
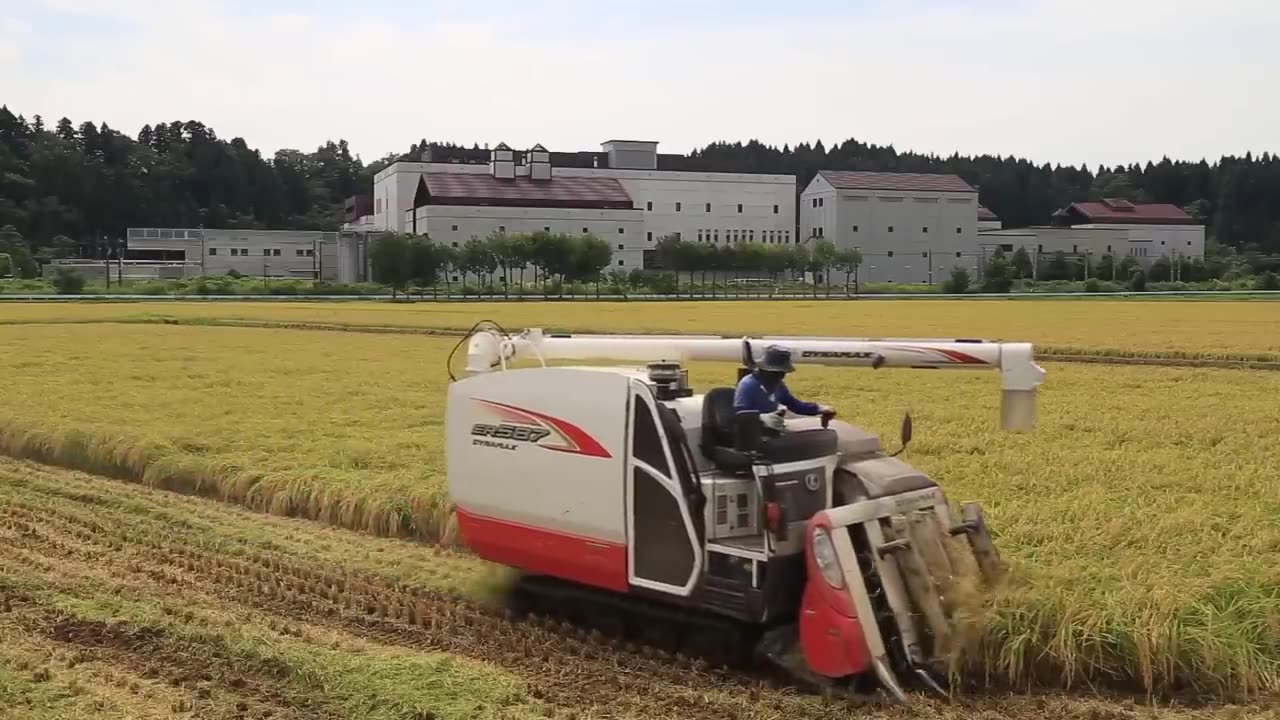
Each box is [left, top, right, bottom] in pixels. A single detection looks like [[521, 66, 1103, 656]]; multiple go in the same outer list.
[[444, 322, 1045, 702]]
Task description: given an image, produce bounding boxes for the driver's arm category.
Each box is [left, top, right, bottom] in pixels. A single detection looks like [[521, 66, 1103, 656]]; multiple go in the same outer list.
[[776, 381, 820, 416]]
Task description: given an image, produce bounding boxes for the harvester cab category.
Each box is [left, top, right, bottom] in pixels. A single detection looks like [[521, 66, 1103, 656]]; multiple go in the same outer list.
[[444, 323, 1045, 703]]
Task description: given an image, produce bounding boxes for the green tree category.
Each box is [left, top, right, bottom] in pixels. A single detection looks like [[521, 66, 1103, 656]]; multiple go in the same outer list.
[[811, 239, 837, 296], [1044, 251, 1071, 281], [943, 266, 971, 293], [368, 232, 413, 297], [461, 236, 497, 292], [51, 267, 85, 294], [832, 247, 863, 294], [982, 249, 1013, 293], [0, 225, 37, 278], [1010, 246, 1033, 279], [570, 234, 613, 292], [1149, 256, 1172, 282], [1128, 267, 1147, 292], [1095, 254, 1115, 281], [506, 232, 533, 288]]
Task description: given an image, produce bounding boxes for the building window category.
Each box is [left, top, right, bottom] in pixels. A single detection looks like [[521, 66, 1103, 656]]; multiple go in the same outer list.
[[273, 249, 281, 256], [749, 229, 754, 241], [675, 202, 681, 212], [263, 249, 271, 256], [617, 244, 624, 250], [498, 226, 505, 232], [229, 248, 238, 257], [956, 227, 962, 234], [582, 228, 589, 234], [1040, 244, 1045, 252], [618, 260, 625, 266], [376, 198, 382, 213], [697, 230, 703, 242], [887, 250, 894, 257], [922, 227, 929, 233], [705, 202, 711, 212], [1073, 245, 1078, 253], [773, 204, 779, 214], [955, 251, 962, 258], [1000, 244, 1013, 252], [1106, 245, 1111, 252], [208, 248, 217, 256], [451, 241, 458, 247], [305, 249, 314, 257], [646, 201, 653, 211], [818, 227, 824, 238], [296, 249, 305, 257], [618, 228, 624, 234], [818, 198, 824, 207], [647, 232, 653, 242], [1187, 241, 1192, 246], [888, 226, 894, 233], [242, 248, 248, 255], [853, 225, 859, 232], [737, 204, 743, 213], [451, 225, 458, 231], [714, 230, 719, 242], [811, 198, 817, 208]]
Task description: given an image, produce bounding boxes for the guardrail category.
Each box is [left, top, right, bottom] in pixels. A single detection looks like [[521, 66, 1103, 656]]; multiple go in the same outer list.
[[1, 290, 1279, 302]]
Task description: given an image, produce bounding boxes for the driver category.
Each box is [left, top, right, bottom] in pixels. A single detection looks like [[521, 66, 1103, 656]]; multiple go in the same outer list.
[[733, 345, 834, 432]]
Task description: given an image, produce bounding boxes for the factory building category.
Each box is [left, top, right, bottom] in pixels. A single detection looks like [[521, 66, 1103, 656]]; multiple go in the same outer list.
[[799, 171, 982, 284], [43, 228, 371, 283], [978, 199, 1204, 272], [345, 140, 797, 270]]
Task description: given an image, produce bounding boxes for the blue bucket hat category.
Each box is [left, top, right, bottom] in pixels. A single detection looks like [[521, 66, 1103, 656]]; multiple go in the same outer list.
[[757, 345, 795, 373]]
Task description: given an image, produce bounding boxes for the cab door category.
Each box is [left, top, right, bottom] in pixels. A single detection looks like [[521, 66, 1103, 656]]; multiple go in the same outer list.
[[625, 379, 701, 596]]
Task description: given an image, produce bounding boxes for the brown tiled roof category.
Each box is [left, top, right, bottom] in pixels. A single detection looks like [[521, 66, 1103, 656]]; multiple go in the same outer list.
[[978, 205, 999, 221], [819, 170, 975, 193], [419, 173, 634, 210], [1067, 199, 1195, 225]]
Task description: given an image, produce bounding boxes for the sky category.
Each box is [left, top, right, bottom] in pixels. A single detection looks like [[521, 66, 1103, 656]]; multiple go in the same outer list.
[[2, 0, 1277, 169]]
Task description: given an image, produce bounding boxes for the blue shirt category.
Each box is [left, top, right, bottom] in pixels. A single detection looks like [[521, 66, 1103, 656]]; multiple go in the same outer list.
[[733, 373, 820, 416]]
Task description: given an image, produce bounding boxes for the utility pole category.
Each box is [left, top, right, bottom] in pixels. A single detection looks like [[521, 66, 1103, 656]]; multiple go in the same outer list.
[[102, 235, 110, 289], [117, 235, 124, 286]]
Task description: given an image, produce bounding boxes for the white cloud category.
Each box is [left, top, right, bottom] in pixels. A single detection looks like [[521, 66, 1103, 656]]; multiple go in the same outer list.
[[6, 1, 1278, 168]]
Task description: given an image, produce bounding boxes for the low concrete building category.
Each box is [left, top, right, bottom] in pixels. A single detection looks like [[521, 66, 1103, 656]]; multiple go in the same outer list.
[[1053, 199, 1204, 261], [977, 198, 1205, 274], [55, 228, 373, 284]]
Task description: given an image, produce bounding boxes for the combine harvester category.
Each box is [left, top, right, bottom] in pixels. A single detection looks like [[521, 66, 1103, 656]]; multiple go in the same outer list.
[[444, 323, 1045, 702]]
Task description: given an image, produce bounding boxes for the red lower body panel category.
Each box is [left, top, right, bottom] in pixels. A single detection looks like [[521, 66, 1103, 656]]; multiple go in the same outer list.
[[798, 577, 872, 678], [455, 508, 629, 593]]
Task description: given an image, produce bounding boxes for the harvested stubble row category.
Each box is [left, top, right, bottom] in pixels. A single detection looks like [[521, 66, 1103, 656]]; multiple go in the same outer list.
[[1, 457, 1274, 720], [3, 298, 1280, 363], [0, 322, 1278, 700]]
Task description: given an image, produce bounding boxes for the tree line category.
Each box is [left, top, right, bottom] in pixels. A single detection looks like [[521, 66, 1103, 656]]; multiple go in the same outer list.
[[3, 103, 1279, 281]]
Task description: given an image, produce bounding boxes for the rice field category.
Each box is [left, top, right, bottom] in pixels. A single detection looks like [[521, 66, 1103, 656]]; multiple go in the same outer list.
[[1, 320, 1278, 703], [10, 457, 1269, 720], [3, 298, 1280, 362]]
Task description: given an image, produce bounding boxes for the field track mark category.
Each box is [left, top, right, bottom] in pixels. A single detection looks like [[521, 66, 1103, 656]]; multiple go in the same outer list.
[[5, 317, 1279, 369], [0, 496, 866, 720], [5, 469, 1272, 720]]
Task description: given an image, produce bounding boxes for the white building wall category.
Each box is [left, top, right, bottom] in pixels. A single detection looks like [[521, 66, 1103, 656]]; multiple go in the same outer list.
[[127, 228, 336, 279], [979, 224, 1202, 270], [800, 177, 978, 284], [411, 205, 646, 274], [366, 161, 798, 261], [1072, 223, 1205, 260]]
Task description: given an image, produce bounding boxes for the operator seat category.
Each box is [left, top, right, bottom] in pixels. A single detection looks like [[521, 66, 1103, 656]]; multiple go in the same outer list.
[[700, 387, 754, 473], [700, 387, 840, 473]]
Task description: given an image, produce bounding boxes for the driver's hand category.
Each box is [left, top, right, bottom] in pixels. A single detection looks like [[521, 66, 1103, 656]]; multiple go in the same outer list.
[[761, 413, 786, 431], [819, 405, 836, 417]]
